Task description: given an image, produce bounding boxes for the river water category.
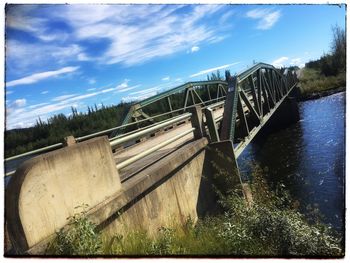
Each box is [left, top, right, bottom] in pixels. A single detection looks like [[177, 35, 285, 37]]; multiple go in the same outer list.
[[238, 91, 345, 232]]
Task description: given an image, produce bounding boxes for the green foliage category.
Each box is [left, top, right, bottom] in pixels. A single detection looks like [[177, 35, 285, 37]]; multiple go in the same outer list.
[[207, 70, 224, 81], [302, 25, 345, 97], [99, 165, 343, 257], [306, 25, 345, 77], [5, 102, 132, 157], [46, 205, 102, 256], [45, 165, 343, 257], [300, 68, 345, 96]]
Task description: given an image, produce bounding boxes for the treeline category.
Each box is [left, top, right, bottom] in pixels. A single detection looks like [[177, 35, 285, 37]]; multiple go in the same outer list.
[[5, 103, 131, 158], [5, 72, 224, 158], [300, 25, 346, 96], [305, 25, 345, 76]]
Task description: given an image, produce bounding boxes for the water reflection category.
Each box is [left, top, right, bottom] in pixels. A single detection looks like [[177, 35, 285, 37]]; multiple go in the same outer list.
[[238, 92, 345, 232]]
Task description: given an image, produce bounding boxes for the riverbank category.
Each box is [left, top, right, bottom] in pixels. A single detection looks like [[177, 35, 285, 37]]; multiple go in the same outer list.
[[299, 86, 345, 101], [298, 68, 345, 101], [46, 166, 344, 257]]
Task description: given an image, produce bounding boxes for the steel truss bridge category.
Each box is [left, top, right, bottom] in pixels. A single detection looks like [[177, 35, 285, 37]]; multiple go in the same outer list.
[[5, 63, 298, 180]]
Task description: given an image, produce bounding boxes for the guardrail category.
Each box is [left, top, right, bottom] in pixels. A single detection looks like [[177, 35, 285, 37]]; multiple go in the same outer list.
[[4, 100, 225, 178], [116, 127, 196, 170], [112, 102, 228, 171], [110, 113, 192, 149]]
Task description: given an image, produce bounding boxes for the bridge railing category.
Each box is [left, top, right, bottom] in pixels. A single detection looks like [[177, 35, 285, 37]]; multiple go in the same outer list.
[[4, 100, 225, 178], [110, 100, 225, 171], [208, 63, 298, 157]]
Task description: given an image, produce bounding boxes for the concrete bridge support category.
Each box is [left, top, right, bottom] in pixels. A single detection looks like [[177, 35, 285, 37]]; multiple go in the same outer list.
[[5, 136, 223, 255], [5, 137, 122, 254], [261, 86, 301, 132]]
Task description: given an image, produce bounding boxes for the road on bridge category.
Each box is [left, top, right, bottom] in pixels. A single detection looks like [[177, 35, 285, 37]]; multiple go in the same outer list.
[[114, 107, 224, 181]]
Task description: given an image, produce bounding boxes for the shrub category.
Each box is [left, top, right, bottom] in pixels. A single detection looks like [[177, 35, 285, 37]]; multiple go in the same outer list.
[[46, 205, 102, 255], [47, 167, 343, 257]]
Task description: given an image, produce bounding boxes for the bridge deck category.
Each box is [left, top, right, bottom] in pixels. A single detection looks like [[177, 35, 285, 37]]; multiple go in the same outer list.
[[115, 107, 224, 180]]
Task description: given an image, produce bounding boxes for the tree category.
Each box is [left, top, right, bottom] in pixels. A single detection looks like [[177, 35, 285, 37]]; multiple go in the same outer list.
[[305, 25, 346, 77], [331, 25, 346, 74]]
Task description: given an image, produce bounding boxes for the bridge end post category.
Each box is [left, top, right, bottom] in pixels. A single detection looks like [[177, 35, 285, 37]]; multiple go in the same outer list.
[[189, 105, 204, 139], [204, 108, 220, 143]]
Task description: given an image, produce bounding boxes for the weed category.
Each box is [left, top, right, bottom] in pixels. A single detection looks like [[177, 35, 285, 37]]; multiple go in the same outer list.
[[46, 204, 102, 256]]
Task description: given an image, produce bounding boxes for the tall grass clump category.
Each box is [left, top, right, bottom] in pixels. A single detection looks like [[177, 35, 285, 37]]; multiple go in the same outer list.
[[300, 68, 345, 96]]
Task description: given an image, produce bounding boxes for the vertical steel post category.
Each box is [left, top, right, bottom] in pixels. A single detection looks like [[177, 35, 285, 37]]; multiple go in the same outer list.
[[220, 75, 239, 142], [167, 96, 173, 112], [237, 92, 250, 137], [205, 108, 220, 142], [188, 105, 203, 139], [257, 71, 263, 117], [190, 88, 196, 105], [207, 85, 212, 101], [183, 88, 190, 110]]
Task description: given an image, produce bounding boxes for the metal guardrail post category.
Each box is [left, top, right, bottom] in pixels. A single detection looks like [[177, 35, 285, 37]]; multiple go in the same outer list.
[[205, 108, 220, 143], [188, 105, 203, 139]]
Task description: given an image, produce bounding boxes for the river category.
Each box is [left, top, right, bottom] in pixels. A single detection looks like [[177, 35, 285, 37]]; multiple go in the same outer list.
[[238, 91, 345, 232]]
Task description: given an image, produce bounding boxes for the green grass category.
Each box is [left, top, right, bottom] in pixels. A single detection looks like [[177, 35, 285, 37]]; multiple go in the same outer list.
[[299, 68, 345, 96], [47, 166, 344, 257]]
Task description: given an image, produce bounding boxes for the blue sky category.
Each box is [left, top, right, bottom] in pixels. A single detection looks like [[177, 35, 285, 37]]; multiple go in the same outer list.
[[5, 4, 346, 129]]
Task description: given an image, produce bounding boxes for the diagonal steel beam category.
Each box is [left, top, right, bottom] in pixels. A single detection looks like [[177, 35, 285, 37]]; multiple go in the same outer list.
[[239, 89, 260, 124], [249, 75, 260, 115], [237, 91, 250, 138]]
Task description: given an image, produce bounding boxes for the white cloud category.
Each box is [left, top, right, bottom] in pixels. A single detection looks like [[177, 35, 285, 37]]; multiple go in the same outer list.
[[87, 88, 96, 91], [219, 10, 235, 24], [189, 62, 241, 78], [88, 78, 96, 85], [129, 87, 161, 96], [28, 102, 49, 109], [162, 76, 170, 81], [115, 79, 129, 90], [272, 56, 305, 68], [246, 9, 281, 30], [102, 88, 115, 93], [41, 90, 49, 94], [117, 85, 141, 93], [6, 5, 232, 72], [290, 58, 305, 68], [6, 66, 79, 87], [121, 92, 158, 103], [55, 5, 225, 66], [14, 98, 26, 107], [52, 94, 79, 102], [77, 52, 92, 61], [272, 56, 289, 68], [190, 46, 200, 53], [6, 39, 86, 74]]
